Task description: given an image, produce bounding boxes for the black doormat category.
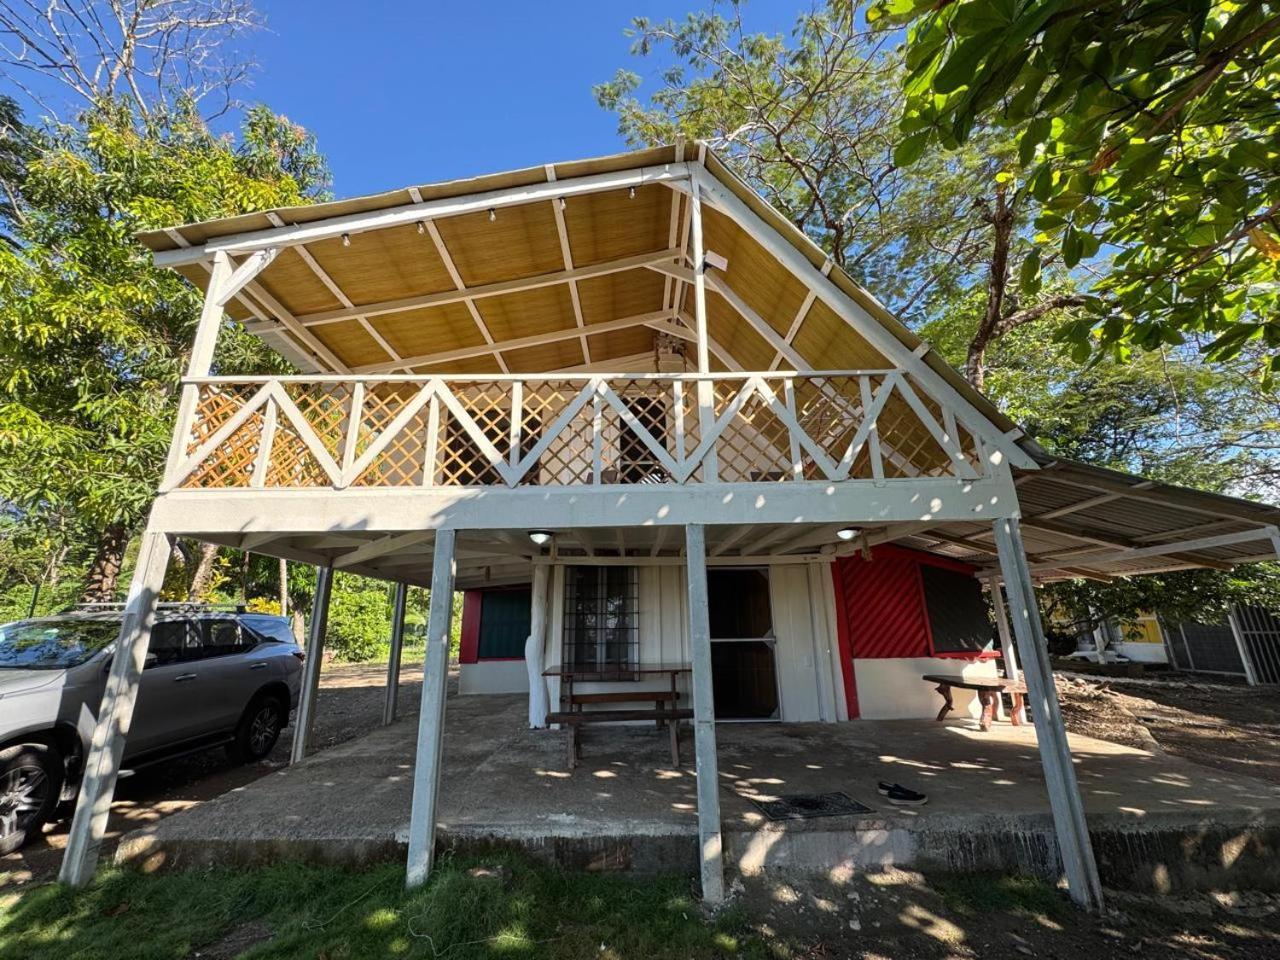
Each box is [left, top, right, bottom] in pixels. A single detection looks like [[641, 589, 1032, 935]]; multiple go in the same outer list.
[[748, 791, 872, 822]]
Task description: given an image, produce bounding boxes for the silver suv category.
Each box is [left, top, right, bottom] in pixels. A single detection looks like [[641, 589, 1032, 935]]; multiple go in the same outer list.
[[0, 605, 304, 854]]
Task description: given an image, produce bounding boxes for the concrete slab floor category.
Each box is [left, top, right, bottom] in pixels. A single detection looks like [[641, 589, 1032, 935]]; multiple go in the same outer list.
[[118, 691, 1280, 891]]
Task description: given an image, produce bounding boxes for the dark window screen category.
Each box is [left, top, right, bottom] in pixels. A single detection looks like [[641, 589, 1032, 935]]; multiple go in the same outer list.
[[708, 569, 772, 639], [478, 588, 532, 659], [563, 566, 638, 671], [920, 565, 994, 655]]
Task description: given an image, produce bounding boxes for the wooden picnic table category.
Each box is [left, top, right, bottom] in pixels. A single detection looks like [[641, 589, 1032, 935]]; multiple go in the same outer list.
[[543, 662, 692, 768], [922, 673, 1028, 732]]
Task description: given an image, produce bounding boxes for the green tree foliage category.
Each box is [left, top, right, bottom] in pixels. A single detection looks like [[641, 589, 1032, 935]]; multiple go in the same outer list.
[[923, 297, 1280, 626], [880, 0, 1280, 381], [595, 0, 1087, 387], [0, 99, 328, 599]]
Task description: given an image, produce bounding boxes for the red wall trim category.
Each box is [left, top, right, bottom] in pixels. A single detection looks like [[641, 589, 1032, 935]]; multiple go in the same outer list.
[[459, 590, 483, 665], [830, 564, 859, 719]]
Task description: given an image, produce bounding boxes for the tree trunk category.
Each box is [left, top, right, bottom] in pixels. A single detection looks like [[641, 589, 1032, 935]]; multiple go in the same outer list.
[[187, 542, 220, 601], [966, 183, 1015, 391], [80, 522, 131, 603], [278, 557, 289, 617]]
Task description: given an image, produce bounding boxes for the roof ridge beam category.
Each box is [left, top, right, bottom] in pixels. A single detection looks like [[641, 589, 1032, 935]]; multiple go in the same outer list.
[[153, 163, 693, 267], [296, 247, 683, 328]]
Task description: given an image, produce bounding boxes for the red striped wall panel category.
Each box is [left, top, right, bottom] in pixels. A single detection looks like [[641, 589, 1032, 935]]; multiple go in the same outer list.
[[835, 548, 931, 660]]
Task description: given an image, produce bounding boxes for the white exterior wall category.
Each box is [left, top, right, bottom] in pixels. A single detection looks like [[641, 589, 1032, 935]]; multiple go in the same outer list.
[[459, 660, 528, 695], [852, 657, 998, 720], [539, 560, 842, 723]]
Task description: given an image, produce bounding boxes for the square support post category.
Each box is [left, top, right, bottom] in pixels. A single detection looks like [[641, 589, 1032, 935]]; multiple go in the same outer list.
[[291, 565, 333, 765], [988, 579, 1027, 724], [993, 517, 1103, 911], [688, 177, 718, 481], [684, 523, 725, 904], [383, 582, 409, 725], [406, 530, 456, 888], [525, 562, 551, 728], [59, 527, 172, 887]]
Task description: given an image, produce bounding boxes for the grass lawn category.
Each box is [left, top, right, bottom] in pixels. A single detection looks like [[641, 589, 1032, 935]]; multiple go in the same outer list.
[[0, 854, 767, 960]]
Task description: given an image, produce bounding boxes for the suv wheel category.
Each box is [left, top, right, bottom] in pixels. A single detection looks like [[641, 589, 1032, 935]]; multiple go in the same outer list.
[[0, 743, 63, 855], [229, 695, 285, 763]]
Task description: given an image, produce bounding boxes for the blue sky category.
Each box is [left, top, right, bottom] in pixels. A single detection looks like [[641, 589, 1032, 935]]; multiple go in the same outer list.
[[241, 1, 799, 197]]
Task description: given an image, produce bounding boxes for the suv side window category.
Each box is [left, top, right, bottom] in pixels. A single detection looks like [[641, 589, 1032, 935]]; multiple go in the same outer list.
[[149, 620, 199, 667], [241, 616, 295, 645], [202, 619, 255, 659]]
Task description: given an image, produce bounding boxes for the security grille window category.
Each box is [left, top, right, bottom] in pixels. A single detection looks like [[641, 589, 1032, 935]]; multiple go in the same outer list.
[[563, 566, 638, 672]]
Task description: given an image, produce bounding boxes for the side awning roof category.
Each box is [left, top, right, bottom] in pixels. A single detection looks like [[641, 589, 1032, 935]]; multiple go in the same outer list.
[[892, 457, 1280, 581]]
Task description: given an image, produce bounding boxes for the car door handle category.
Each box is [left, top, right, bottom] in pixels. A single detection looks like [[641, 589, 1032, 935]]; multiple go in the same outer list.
[[173, 673, 198, 682], [249, 661, 268, 670]]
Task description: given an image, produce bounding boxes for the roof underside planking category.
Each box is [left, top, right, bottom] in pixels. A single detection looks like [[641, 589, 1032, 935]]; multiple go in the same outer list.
[[140, 143, 1280, 585]]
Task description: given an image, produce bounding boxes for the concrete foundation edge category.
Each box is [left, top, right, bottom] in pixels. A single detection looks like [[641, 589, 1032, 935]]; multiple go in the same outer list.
[[116, 810, 1280, 894]]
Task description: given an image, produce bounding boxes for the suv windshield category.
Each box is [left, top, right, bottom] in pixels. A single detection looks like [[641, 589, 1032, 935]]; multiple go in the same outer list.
[[0, 619, 119, 669]]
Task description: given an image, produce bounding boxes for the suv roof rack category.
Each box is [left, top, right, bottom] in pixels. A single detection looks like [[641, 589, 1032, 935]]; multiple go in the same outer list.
[[71, 601, 249, 614]]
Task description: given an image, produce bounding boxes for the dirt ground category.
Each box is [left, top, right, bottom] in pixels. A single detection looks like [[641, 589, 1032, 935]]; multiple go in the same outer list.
[[732, 868, 1280, 959], [0, 660, 424, 889], [1057, 671, 1280, 785]]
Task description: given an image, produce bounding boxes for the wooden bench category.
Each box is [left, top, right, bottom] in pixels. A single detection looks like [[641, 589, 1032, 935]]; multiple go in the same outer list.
[[922, 673, 1028, 732], [548, 704, 693, 769]]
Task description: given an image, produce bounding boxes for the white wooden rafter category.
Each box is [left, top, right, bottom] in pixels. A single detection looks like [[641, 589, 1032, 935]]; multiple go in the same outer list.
[[546, 164, 591, 365], [423, 219, 511, 374]]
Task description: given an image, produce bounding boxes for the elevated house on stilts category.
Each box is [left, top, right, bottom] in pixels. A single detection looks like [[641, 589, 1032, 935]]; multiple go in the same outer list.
[[59, 144, 1280, 909]]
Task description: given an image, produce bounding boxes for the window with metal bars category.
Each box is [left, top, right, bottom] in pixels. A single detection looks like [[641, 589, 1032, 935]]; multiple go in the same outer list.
[[562, 566, 639, 672]]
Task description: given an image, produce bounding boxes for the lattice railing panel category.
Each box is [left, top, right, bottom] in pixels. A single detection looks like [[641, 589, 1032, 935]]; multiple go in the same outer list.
[[187, 384, 259, 455], [185, 409, 263, 488], [282, 382, 351, 462], [265, 416, 331, 487], [171, 371, 993, 490]]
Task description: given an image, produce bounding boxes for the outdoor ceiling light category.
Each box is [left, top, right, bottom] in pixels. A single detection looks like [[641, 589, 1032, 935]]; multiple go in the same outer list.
[[836, 526, 861, 541], [488, 208, 497, 222], [341, 232, 351, 247], [528, 530, 554, 547]]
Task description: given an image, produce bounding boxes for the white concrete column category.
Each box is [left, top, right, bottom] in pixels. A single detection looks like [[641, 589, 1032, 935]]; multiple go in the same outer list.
[[684, 523, 725, 904], [993, 517, 1103, 911], [406, 530, 456, 888], [291, 565, 333, 764], [989, 580, 1027, 724], [59, 527, 173, 887], [525, 563, 551, 728], [383, 582, 409, 725]]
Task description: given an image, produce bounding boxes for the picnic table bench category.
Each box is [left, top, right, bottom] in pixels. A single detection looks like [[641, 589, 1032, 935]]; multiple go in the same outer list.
[[544, 663, 692, 769], [922, 673, 1028, 732]]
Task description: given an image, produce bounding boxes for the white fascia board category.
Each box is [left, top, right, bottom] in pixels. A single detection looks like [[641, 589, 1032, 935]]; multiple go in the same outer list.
[[153, 163, 693, 267]]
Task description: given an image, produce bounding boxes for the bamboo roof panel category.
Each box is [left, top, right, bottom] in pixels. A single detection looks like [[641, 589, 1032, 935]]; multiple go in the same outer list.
[[504, 340, 585, 373], [703, 206, 810, 337], [586, 325, 656, 364], [256, 247, 344, 315], [369, 302, 488, 357], [311, 319, 392, 369], [577, 268, 667, 326], [306, 223, 456, 305], [475, 284, 576, 343], [409, 355, 503, 376], [705, 289, 774, 371], [790, 299, 891, 370], [433, 202, 564, 287], [564, 185, 672, 266]]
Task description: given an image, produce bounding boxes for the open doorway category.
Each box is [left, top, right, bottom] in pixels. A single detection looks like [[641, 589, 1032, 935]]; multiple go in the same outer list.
[[708, 567, 779, 720]]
